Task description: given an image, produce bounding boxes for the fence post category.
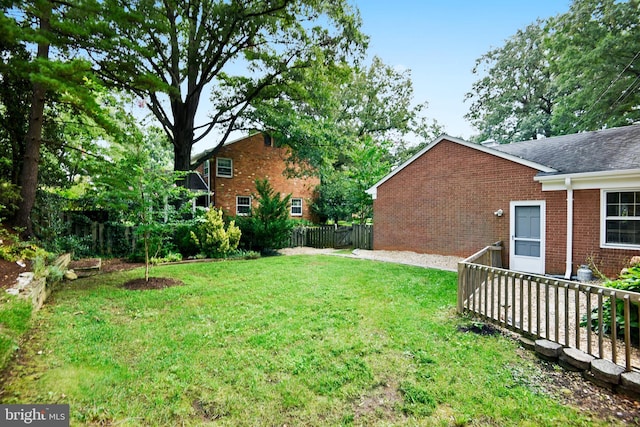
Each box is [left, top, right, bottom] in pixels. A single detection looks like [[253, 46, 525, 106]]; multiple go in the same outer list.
[[457, 262, 465, 313]]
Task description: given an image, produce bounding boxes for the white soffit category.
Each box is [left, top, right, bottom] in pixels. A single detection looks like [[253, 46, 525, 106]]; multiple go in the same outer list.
[[535, 169, 640, 190]]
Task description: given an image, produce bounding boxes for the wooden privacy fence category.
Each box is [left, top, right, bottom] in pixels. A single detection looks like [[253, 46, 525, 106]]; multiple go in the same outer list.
[[458, 244, 640, 372], [289, 224, 373, 250], [70, 220, 136, 256]]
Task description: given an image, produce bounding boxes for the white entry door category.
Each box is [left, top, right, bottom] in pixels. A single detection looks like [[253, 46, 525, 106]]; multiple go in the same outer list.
[[510, 201, 545, 274]]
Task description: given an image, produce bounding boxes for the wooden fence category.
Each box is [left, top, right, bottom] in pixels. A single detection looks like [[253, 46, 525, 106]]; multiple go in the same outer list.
[[458, 244, 640, 372], [289, 224, 373, 250], [70, 220, 136, 256]]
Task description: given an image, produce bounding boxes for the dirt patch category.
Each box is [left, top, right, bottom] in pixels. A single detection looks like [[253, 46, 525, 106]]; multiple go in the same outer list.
[[122, 277, 184, 290], [0, 259, 31, 291], [100, 258, 145, 273], [531, 353, 640, 425], [458, 322, 501, 336]]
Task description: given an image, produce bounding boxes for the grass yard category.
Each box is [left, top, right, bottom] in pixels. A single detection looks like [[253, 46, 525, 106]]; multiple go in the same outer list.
[[0, 255, 620, 426]]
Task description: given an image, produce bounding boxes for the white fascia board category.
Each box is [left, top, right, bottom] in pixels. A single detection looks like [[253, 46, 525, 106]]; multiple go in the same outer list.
[[535, 169, 640, 191], [366, 134, 557, 199]]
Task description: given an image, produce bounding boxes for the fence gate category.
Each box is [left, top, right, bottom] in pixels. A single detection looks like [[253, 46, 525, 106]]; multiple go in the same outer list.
[[334, 226, 352, 248]]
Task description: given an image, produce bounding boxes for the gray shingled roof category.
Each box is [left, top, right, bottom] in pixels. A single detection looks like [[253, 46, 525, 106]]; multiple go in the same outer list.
[[491, 124, 640, 175]]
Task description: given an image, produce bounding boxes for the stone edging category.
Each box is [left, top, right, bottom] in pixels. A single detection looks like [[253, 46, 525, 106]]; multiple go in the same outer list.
[[5, 253, 71, 310], [527, 337, 640, 399]]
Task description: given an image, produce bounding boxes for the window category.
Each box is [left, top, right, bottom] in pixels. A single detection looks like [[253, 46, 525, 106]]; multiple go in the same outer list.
[[264, 134, 272, 147], [602, 190, 640, 248], [236, 196, 251, 216], [291, 198, 302, 217], [216, 158, 233, 178], [203, 160, 210, 177]]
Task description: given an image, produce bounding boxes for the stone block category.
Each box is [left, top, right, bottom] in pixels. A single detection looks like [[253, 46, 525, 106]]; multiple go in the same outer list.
[[582, 370, 616, 391], [519, 337, 535, 351], [590, 358, 625, 385], [620, 371, 640, 394], [559, 347, 595, 371], [535, 339, 563, 360]]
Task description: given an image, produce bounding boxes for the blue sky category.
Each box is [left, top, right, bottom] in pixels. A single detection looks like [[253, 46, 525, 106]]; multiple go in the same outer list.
[[352, 0, 572, 139]]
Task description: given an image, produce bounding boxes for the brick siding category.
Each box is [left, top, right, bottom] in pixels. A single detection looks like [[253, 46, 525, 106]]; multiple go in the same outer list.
[[193, 133, 319, 221], [372, 139, 638, 277]]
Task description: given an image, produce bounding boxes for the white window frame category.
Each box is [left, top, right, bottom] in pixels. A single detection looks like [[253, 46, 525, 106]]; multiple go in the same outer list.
[[291, 198, 303, 217], [203, 159, 210, 177], [236, 196, 251, 216], [600, 188, 640, 249], [216, 158, 233, 178]]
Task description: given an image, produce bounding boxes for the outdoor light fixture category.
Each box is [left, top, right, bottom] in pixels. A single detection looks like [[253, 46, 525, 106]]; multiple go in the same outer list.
[[494, 209, 504, 217]]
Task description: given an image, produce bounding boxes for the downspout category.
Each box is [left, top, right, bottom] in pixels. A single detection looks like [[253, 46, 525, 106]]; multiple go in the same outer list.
[[564, 177, 573, 279]]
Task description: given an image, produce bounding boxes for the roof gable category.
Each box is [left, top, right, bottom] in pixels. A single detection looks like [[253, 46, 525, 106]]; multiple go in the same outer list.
[[190, 132, 266, 168], [366, 135, 555, 198]]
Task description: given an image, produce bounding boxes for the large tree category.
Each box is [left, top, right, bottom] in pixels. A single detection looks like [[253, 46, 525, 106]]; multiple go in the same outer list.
[[465, 0, 640, 143], [464, 21, 554, 144], [252, 56, 443, 221], [547, 0, 640, 134], [73, 0, 366, 172], [2, 0, 113, 237]]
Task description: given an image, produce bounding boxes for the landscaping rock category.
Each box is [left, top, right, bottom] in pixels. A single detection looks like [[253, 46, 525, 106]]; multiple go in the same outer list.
[[559, 348, 595, 371], [590, 359, 625, 385], [519, 336, 536, 351], [620, 371, 640, 395], [535, 339, 563, 361], [64, 270, 78, 280], [582, 370, 616, 392]]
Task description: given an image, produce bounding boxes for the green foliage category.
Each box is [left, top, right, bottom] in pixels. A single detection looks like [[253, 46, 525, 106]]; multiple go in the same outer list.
[[547, 0, 640, 134], [68, 0, 366, 171], [190, 208, 241, 258], [236, 179, 293, 254], [465, 21, 553, 143], [466, 0, 640, 143], [0, 227, 49, 265], [255, 57, 442, 221], [0, 181, 21, 220], [581, 261, 640, 345]]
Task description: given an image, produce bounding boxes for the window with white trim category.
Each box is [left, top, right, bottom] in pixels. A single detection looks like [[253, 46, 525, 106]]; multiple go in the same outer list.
[[291, 198, 302, 217], [216, 158, 233, 178], [603, 190, 640, 247], [236, 196, 251, 216], [203, 160, 210, 177]]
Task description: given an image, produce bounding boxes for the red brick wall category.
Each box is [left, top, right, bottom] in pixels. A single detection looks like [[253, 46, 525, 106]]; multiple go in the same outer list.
[[372, 139, 568, 274], [195, 134, 319, 221]]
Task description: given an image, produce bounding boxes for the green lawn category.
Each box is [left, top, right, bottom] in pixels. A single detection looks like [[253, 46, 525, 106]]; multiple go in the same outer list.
[[0, 255, 618, 426]]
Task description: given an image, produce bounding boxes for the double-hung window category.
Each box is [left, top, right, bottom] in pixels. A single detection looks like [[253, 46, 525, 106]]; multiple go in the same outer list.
[[203, 160, 210, 177], [216, 158, 233, 178], [291, 198, 302, 217], [602, 190, 640, 248], [236, 196, 251, 216]]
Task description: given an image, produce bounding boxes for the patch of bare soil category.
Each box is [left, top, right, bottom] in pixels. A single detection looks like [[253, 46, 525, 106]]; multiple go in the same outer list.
[[0, 259, 31, 291], [531, 353, 640, 425], [122, 277, 184, 290], [100, 258, 145, 273]]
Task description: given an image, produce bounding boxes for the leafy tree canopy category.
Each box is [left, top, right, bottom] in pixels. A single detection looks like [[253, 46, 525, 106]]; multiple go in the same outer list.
[[465, 0, 640, 143], [69, 0, 368, 172]]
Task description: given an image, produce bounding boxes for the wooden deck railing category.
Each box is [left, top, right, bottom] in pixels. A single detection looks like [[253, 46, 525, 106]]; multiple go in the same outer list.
[[458, 244, 640, 372]]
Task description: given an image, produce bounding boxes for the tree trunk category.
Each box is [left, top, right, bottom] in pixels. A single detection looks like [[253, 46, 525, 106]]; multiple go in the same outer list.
[[14, 4, 51, 239]]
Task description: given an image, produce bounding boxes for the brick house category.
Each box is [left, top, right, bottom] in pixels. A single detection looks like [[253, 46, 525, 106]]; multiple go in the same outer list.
[[189, 132, 319, 221], [367, 125, 640, 278]]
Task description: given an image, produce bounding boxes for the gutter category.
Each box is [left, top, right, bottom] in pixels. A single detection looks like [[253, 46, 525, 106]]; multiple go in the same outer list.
[[564, 177, 573, 280]]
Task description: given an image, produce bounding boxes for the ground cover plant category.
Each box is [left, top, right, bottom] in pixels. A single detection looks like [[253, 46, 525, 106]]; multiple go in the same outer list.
[[0, 256, 626, 426]]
